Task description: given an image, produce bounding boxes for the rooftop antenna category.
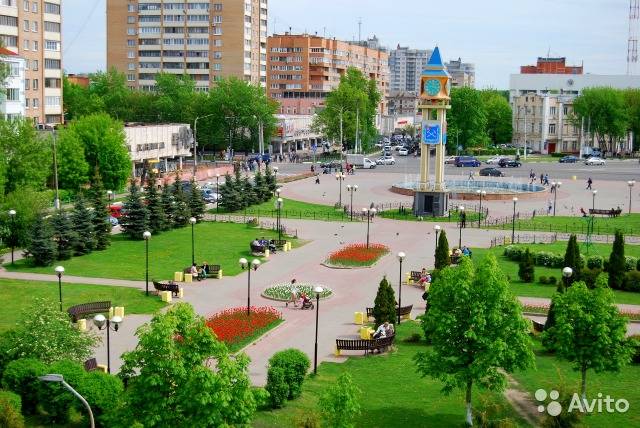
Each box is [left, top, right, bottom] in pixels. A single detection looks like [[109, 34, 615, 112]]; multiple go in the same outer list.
[[358, 18, 362, 42], [628, 0, 639, 74], [323, 26, 326, 38]]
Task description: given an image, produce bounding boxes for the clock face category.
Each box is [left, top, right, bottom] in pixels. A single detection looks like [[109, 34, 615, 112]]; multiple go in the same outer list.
[[424, 79, 441, 97]]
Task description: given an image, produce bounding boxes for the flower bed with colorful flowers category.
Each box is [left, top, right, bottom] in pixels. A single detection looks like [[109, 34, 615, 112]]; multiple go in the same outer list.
[[206, 306, 283, 351], [262, 283, 333, 301], [325, 243, 390, 268]]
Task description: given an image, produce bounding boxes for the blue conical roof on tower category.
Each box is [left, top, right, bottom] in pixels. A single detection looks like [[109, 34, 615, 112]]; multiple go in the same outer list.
[[422, 46, 450, 78]]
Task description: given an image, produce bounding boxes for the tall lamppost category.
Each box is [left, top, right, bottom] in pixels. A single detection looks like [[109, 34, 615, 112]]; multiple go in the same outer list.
[[551, 182, 561, 216], [106, 190, 113, 213], [8, 209, 16, 265], [458, 206, 465, 249], [434, 224, 441, 255], [193, 113, 217, 176], [273, 167, 279, 195], [335, 172, 345, 207], [346, 184, 358, 221], [362, 207, 377, 248], [511, 197, 518, 244], [276, 197, 283, 242], [143, 231, 151, 296], [397, 252, 405, 325], [561, 266, 573, 292], [628, 181, 636, 214], [592, 189, 597, 211], [476, 190, 486, 227], [239, 258, 261, 316], [313, 285, 324, 374], [215, 174, 220, 213], [39, 375, 95, 428], [93, 314, 122, 374], [55, 266, 65, 311], [189, 217, 197, 265]]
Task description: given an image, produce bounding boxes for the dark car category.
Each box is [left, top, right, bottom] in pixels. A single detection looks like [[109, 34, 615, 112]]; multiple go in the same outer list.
[[455, 156, 481, 167], [479, 167, 504, 177], [559, 155, 579, 163], [498, 158, 522, 168], [320, 160, 341, 169]]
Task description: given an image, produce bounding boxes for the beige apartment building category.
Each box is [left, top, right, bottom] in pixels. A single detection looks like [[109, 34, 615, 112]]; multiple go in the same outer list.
[[0, 0, 63, 124], [106, 0, 268, 91], [267, 33, 389, 115]]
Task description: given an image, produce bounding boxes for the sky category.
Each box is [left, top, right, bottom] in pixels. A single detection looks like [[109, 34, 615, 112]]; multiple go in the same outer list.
[[63, 0, 630, 88]]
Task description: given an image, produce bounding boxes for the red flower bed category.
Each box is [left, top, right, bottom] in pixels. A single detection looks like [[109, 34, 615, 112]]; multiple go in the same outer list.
[[206, 306, 282, 348], [327, 243, 390, 267]]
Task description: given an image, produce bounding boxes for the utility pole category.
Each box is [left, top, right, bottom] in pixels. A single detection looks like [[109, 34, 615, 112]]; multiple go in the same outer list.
[[51, 130, 60, 210], [258, 120, 264, 156], [579, 117, 585, 158], [355, 107, 360, 154], [523, 106, 528, 161]]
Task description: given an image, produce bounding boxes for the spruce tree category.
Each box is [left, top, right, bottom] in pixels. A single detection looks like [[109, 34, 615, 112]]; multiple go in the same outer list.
[[372, 276, 397, 327], [145, 171, 167, 233], [51, 211, 76, 260], [188, 177, 206, 221], [71, 194, 96, 255], [234, 169, 248, 210], [518, 248, 535, 283], [264, 167, 277, 196], [563, 234, 582, 285], [121, 181, 149, 240], [242, 176, 256, 208], [608, 230, 626, 290], [161, 182, 175, 229], [89, 168, 112, 250], [253, 170, 268, 202], [218, 173, 239, 212], [27, 215, 56, 266], [172, 172, 190, 227], [434, 230, 451, 270]]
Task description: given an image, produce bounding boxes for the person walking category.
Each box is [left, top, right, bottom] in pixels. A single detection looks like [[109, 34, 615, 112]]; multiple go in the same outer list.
[[460, 210, 467, 228], [586, 177, 593, 190], [286, 278, 299, 308]]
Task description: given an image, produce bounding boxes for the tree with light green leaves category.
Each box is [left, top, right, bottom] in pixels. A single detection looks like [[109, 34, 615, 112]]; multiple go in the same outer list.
[[573, 87, 628, 155], [415, 256, 534, 426], [55, 126, 90, 191], [482, 90, 513, 145], [117, 303, 259, 426], [319, 373, 361, 428], [542, 276, 633, 405], [447, 87, 489, 153]]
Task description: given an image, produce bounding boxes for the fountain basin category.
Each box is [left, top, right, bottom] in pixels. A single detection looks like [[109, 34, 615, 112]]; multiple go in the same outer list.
[[391, 180, 546, 201]]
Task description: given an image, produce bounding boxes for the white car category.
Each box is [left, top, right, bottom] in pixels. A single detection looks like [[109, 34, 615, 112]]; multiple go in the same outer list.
[[444, 156, 457, 164], [398, 148, 409, 156], [585, 157, 606, 166], [377, 156, 396, 165], [486, 156, 507, 164]]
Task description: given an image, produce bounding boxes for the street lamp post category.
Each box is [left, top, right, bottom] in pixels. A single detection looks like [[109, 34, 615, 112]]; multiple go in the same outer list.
[[511, 197, 518, 244], [561, 266, 573, 292], [628, 181, 636, 214], [276, 197, 283, 242], [592, 189, 598, 211], [143, 231, 151, 296], [215, 174, 220, 213], [93, 314, 122, 374], [458, 206, 465, 249], [313, 286, 324, 374], [273, 167, 279, 195], [8, 209, 16, 265], [106, 190, 113, 214], [476, 190, 486, 227], [551, 182, 561, 216], [434, 224, 441, 255], [55, 266, 65, 311], [39, 375, 95, 428], [397, 252, 405, 325], [335, 172, 345, 207], [346, 185, 358, 221], [362, 207, 377, 248], [189, 217, 197, 265], [239, 258, 261, 316]]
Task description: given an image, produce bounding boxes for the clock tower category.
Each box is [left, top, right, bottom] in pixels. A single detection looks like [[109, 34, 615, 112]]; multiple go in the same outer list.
[[414, 47, 451, 217]]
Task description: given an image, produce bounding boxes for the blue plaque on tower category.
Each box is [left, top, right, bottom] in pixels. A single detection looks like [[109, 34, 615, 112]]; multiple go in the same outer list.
[[422, 122, 440, 145]]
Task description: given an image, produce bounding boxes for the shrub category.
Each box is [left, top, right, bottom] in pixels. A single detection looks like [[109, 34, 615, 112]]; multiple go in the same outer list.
[[75, 370, 124, 426], [518, 248, 535, 283], [38, 359, 87, 424], [637, 258, 640, 272], [533, 251, 563, 268], [0, 390, 24, 428], [629, 335, 640, 364], [625, 256, 638, 272], [608, 231, 626, 290], [624, 271, 640, 292], [503, 245, 523, 261], [587, 255, 604, 270], [539, 276, 548, 284], [267, 349, 310, 401], [319, 373, 361, 428], [373, 276, 396, 327], [265, 366, 288, 408], [582, 268, 604, 289], [548, 276, 558, 285], [1, 358, 46, 415]]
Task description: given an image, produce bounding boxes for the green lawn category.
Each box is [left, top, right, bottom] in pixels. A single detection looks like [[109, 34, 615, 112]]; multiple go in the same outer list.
[[513, 339, 640, 428], [0, 279, 166, 332], [472, 243, 640, 305], [212, 197, 352, 222], [380, 208, 484, 222], [5, 222, 295, 281], [253, 322, 529, 428], [488, 214, 640, 236]]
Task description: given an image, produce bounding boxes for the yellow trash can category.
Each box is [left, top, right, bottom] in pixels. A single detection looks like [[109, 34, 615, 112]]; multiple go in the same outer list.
[[178, 287, 184, 299], [572, 175, 577, 180], [359, 326, 373, 340], [96, 364, 108, 373], [114, 306, 125, 319], [184, 273, 192, 283], [264, 249, 270, 258], [76, 319, 87, 331], [354, 312, 364, 325], [217, 269, 223, 279], [174, 271, 184, 282], [161, 291, 172, 303], [334, 346, 341, 357], [108, 307, 114, 319]]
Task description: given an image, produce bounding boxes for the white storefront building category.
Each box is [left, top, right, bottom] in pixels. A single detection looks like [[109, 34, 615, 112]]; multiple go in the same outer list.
[[124, 123, 193, 176]]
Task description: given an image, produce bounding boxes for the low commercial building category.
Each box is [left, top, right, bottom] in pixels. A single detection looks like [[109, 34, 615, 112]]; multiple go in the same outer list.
[[0, 47, 25, 120], [269, 114, 323, 155], [124, 123, 193, 177]]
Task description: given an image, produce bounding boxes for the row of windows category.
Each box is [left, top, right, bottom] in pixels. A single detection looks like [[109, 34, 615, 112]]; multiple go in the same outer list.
[[271, 74, 303, 80], [22, 0, 38, 13], [270, 47, 303, 53], [137, 62, 214, 70], [138, 50, 214, 58], [271, 65, 304, 71], [24, 78, 38, 90], [135, 2, 218, 11], [0, 15, 18, 26], [0, 35, 18, 47]]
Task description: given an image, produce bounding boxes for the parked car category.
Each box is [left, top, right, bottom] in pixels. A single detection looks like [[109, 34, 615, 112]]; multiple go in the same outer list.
[[444, 156, 457, 164], [498, 158, 522, 168], [398, 148, 409, 156], [320, 160, 342, 169], [202, 189, 220, 203], [383, 145, 392, 152], [455, 156, 481, 167], [585, 157, 606, 166], [376, 156, 396, 165], [559, 155, 579, 163], [479, 167, 504, 177], [485, 156, 507, 164]]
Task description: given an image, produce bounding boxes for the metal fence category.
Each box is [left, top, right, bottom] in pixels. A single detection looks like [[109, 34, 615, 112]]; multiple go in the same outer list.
[[490, 233, 640, 248], [484, 213, 639, 237]]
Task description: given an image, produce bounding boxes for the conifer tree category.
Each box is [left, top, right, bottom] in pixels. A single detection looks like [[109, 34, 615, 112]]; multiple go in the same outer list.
[[264, 167, 277, 196], [372, 276, 396, 327], [89, 168, 112, 250], [71, 194, 96, 255], [121, 181, 149, 240], [518, 248, 535, 283], [188, 176, 206, 221], [608, 230, 626, 290], [172, 172, 190, 227], [242, 176, 256, 208], [161, 182, 175, 229], [219, 173, 239, 212], [51, 211, 76, 260], [253, 170, 268, 202], [434, 230, 451, 270], [145, 170, 167, 233], [563, 234, 582, 285], [27, 214, 56, 266], [234, 169, 248, 209]]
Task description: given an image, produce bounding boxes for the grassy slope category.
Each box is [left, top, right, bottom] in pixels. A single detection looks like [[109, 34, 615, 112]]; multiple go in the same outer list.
[[489, 214, 640, 236], [5, 222, 292, 281]]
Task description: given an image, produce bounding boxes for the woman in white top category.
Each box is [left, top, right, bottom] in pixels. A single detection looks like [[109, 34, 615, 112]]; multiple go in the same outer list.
[[286, 279, 299, 307]]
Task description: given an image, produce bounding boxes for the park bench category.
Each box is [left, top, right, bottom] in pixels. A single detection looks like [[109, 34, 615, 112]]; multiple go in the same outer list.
[[407, 271, 422, 284], [365, 305, 413, 320], [273, 240, 288, 250], [153, 281, 181, 297], [531, 320, 545, 333], [335, 335, 396, 356], [208, 264, 221, 279], [67, 301, 112, 323], [84, 358, 98, 371], [588, 208, 622, 217]]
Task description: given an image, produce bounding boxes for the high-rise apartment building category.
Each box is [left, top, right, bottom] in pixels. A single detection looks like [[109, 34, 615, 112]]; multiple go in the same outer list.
[[106, 0, 268, 91], [389, 46, 432, 93], [0, 0, 63, 124], [267, 33, 389, 115], [445, 58, 475, 88]]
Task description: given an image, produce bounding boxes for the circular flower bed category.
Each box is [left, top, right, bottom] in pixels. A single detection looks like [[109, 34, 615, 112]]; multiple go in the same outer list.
[[262, 283, 333, 301], [206, 306, 282, 350], [325, 243, 390, 268]]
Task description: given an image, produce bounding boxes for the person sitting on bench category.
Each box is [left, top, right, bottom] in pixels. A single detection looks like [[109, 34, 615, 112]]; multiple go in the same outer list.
[[373, 322, 389, 339]]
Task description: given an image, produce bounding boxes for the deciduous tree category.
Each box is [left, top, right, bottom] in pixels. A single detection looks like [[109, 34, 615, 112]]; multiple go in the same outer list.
[[448, 87, 489, 153], [573, 87, 628, 155]]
